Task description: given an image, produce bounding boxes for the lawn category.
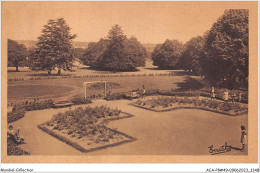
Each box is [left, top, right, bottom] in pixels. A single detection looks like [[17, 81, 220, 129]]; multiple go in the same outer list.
[[8, 84, 74, 99], [8, 75, 188, 102], [7, 60, 184, 80]]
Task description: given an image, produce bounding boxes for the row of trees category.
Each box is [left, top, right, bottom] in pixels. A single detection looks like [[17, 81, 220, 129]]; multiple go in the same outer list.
[[151, 9, 248, 89], [8, 21, 146, 73], [8, 9, 248, 89], [80, 25, 147, 71]]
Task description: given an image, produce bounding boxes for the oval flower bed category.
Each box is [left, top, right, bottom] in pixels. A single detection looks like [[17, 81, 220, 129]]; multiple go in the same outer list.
[[38, 106, 135, 153], [131, 96, 248, 116]]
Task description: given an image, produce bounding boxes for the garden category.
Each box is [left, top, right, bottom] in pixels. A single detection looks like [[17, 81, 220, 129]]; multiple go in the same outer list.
[[131, 96, 248, 116], [38, 106, 136, 153]]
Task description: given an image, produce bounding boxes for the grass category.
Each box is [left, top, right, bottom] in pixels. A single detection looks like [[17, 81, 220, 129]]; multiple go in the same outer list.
[[8, 84, 74, 99], [8, 75, 186, 101]]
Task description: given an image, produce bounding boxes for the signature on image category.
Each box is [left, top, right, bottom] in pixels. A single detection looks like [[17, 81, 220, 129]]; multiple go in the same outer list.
[[209, 125, 247, 155]]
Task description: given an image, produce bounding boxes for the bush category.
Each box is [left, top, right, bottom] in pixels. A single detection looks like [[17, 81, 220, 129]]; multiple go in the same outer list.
[[7, 109, 25, 123], [105, 93, 125, 101], [89, 82, 120, 90], [7, 138, 30, 155], [71, 97, 92, 105], [12, 99, 54, 111]]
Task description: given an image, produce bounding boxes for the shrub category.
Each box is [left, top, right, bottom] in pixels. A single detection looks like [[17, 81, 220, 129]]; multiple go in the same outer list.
[[7, 138, 30, 155], [71, 97, 92, 105], [90, 82, 120, 90], [105, 93, 125, 101], [12, 99, 54, 111], [7, 109, 25, 123]]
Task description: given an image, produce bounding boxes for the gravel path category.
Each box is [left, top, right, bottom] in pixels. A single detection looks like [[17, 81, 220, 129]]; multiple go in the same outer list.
[[9, 99, 248, 155]]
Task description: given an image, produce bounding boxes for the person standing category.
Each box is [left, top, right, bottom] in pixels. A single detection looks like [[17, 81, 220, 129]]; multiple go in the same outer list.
[[210, 87, 216, 100], [231, 91, 236, 102], [142, 85, 146, 95], [240, 125, 247, 151], [238, 93, 243, 103], [223, 90, 229, 102]]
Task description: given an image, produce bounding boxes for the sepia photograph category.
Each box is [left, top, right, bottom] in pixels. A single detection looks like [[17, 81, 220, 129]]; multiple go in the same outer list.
[[1, 1, 258, 164]]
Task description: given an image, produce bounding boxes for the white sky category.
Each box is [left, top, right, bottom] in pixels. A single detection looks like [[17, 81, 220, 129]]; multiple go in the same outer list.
[[3, 1, 235, 44]]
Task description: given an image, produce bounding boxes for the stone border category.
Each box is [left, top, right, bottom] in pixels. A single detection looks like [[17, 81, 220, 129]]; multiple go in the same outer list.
[[129, 103, 248, 116], [37, 112, 136, 153]]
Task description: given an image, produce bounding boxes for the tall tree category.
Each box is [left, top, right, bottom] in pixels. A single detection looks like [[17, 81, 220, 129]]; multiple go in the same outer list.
[[30, 18, 76, 75], [80, 39, 109, 68], [124, 37, 147, 67], [201, 9, 248, 88], [101, 24, 128, 71], [81, 25, 147, 71], [8, 39, 27, 72], [180, 36, 205, 74], [151, 39, 183, 69]]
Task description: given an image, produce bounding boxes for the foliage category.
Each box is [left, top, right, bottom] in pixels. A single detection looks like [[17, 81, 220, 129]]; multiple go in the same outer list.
[[7, 138, 30, 155], [8, 39, 27, 72], [123, 37, 147, 67], [151, 39, 184, 69], [80, 39, 109, 68], [7, 109, 25, 123], [29, 18, 76, 75], [89, 82, 120, 90], [71, 97, 92, 105], [179, 35, 206, 74], [80, 25, 147, 71], [11, 99, 54, 112], [105, 92, 125, 101], [73, 48, 85, 60], [201, 9, 249, 89]]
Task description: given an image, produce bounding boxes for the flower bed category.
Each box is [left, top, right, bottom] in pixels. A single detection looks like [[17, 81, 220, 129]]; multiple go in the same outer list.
[[131, 96, 248, 116], [38, 106, 135, 153]]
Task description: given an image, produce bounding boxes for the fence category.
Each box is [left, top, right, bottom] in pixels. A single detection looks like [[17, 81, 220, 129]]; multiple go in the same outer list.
[[8, 72, 176, 82]]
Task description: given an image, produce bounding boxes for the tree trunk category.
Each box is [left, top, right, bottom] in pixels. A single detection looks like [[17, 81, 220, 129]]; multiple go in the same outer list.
[[57, 68, 61, 75], [48, 70, 51, 75], [15, 66, 19, 72]]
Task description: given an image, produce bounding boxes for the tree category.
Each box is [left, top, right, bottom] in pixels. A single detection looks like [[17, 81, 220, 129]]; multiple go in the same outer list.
[[180, 36, 205, 74], [101, 25, 128, 71], [8, 39, 27, 72], [201, 9, 248, 89], [124, 37, 147, 67], [151, 39, 183, 69], [80, 39, 109, 68], [30, 18, 76, 75], [73, 48, 85, 60], [80, 25, 147, 71]]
